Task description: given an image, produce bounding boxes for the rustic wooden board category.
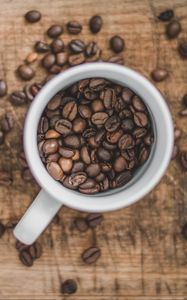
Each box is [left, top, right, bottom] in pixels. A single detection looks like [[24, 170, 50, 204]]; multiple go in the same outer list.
[[0, 0, 187, 299]]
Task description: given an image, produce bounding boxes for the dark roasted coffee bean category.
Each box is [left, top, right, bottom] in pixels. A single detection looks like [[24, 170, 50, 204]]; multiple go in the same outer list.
[[89, 15, 103, 33], [60, 279, 77, 295], [42, 53, 56, 69], [79, 185, 100, 194], [132, 96, 145, 111], [133, 128, 147, 138], [55, 119, 72, 136], [59, 147, 75, 158], [80, 178, 96, 189], [78, 79, 89, 92], [85, 42, 98, 57], [91, 99, 104, 112], [25, 10, 41, 23], [0, 171, 12, 186], [144, 133, 154, 145], [115, 171, 132, 187], [35, 41, 50, 53], [82, 128, 96, 138], [82, 246, 101, 264], [178, 40, 187, 59], [101, 88, 116, 109], [97, 147, 111, 161], [119, 109, 132, 119], [95, 172, 105, 182], [86, 213, 103, 228], [106, 129, 123, 144], [24, 83, 41, 101], [47, 25, 63, 38], [139, 147, 149, 164], [91, 112, 109, 125], [0, 131, 4, 145], [102, 140, 116, 150], [47, 162, 63, 180], [72, 118, 87, 133], [72, 161, 85, 173], [182, 93, 187, 106], [19, 251, 33, 267], [166, 20, 181, 39], [78, 104, 92, 119], [83, 87, 97, 100], [86, 163, 100, 177], [38, 116, 49, 134], [121, 119, 134, 132], [89, 78, 106, 91], [100, 162, 112, 173], [64, 135, 81, 149], [80, 146, 91, 164], [151, 68, 168, 82], [16, 240, 28, 251], [49, 65, 61, 74], [1, 113, 14, 132], [29, 242, 42, 259], [134, 112, 148, 127], [110, 35, 124, 53], [17, 65, 35, 81], [10, 91, 27, 105], [118, 134, 135, 150], [67, 21, 82, 34], [100, 176, 109, 191], [74, 217, 88, 232], [179, 151, 187, 170], [105, 115, 120, 132], [181, 223, 187, 240], [43, 139, 59, 155], [158, 9, 174, 21], [121, 88, 134, 104], [95, 128, 106, 143], [69, 53, 85, 66], [47, 94, 61, 110], [87, 136, 98, 148], [0, 223, 5, 238], [69, 172, 87, 187], [114, 156, 127, 172], [108, 55, 124, 65], [62, 101, 77, 121], [0, 80, 7, 97], [62, 176, 77, 190], [56, 52, 68, 66], [51, 39, 64, 53], [69, 39, 85, 53]]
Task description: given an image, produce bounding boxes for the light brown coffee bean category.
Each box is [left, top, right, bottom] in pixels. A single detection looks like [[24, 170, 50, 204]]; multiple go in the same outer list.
[[80, 146, 91, 164], [59, 157, 73, 173], [72, 150, 80, 161], [106, 129, 123, 144], [62, 102, 77, 121], [59, 147, 75, 158], [47, 162, 64, 180], [43, 139, 59, 155], [25, 52, 38, 64], [114, 156, 127, 172], [78, 105, 92, 119], [45, 129, 60, 139], [73, 118, 86, 133], [47, 94, 61, 110]]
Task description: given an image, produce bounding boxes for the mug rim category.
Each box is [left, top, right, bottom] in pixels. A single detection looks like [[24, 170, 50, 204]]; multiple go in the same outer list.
[[24, 62, 174, 212]]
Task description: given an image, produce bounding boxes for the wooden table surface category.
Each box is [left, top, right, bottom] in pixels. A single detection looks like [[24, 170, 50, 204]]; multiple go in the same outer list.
[[0, 0, 187, 299]]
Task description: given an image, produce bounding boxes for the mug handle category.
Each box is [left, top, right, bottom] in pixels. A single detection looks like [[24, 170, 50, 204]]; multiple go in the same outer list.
[[13, 189, 62, 245]]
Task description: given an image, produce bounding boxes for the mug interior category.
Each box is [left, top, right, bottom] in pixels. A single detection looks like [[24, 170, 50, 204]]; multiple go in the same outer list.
[[24, 63, 173, 212]]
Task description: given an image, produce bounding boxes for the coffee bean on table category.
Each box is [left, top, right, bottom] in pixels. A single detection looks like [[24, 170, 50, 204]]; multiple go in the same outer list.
[[86, 213, 103, 228], [67, 21, 82, 34], [110, 35, 124, 53], [25, 10, 41, 23], [181, 223, 187, 240], [29, 242, 42, 259], [42, 54, 56, 69], [151, 68, 168, 82], [19, 250, 33, 267], [10, 91, 27, 106], [89, 15, 103, 33], [22, 168, 33, 181], [0, 171, 12, 186], [0, 79, 7, 97], [85, 42, 98, 57], [74, 217, 88, 232], [35, 41, 50, 53], [178, 40, 187, 59], [68, 53, 85, 66], [166, 20, 181, 39], [107, 55, 124, 65], [17, 65, 35, 80], [60, 279, 77, 295], [69, 39, 85, 53], [51, 38, 64, 53], [82, 246, 101, 264], [25, 52, 38, 64], [0, 223, 5, 238], [47, 25, 63, 38], [158, 9, 174, 21], [1, 113, 14, 132]]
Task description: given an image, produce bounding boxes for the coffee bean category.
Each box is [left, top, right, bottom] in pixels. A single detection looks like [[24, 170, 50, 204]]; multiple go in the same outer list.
[[42, 53, 56, 69], [171, 144, 178, 160], [86, 213, 103, 228], [69, 172, 87, 187], [59, 157, 73, 173], [139, 146, 149, 164], [6, 219, 18, 229], [64, 135, 81, 149], [178, 40, 187, 59], [86, 163, 100, 177], [25, 10, 41, 23], [80, 178, 96, 189], [62, 101, 77, 121], [118, 134, 135, 150], [16, 240, 28, 252], [71, 161, 85, 173], [101, 88, 116, 109], [166, 20, 181, 39], [29, 242, 42, 259], [49, 65, 61, 74], [25, 52, 38, 64], [55, 119, 72, 136], [62, 176, 77, 190], [95, 172, 105, 182], [10, 91, 27, 106], [85, 42, 98, 57], [72, 150, 80, 160], [115, 171, 132, 187], [83, 87, 97, 100], [133, 128, 147, 139], [51, 38, 64, 53], [105, 115, 120, 132], [82, 246, 101, 264], [89, 78, 107, 91], [89, 15, 102, 33], [1, 113, 14, 132], [47, 94, 61, 111], [97, 147, 111, 161], [69, 39, 85, 53], [114, 156, 127, 172], [110, 35, 124, 53], [19, 250, 33, 267], [0, 223, 5, 238], [59, 147, 75, 158], [158, 9, 174, 21], [80, 146, 91, 164], [132, 95, 145, 111], [106, 129, 123, 144], [60, 279, 77, 295], [43, 139, 59, 155], [17, 65, 35, 81], [91, 100, 104, 112], [121, 88, 134, 104], [102, 140, 116, 151], [179, 109, 187, 116], [21, 168, 33, 181], [144, 133, 154, 145], [67, 21, 82, 34], [108, 55, 124, 65], [182, 93, 187, 106], [91, 112, 109, 125], [83, 128, 96, 138], [73, 118, 86, 133], [121, 119, 134, 132], [78, 104, 92, 119], [38, 116, 49, 134], [45, 129, 60, 139], [134, 112, 148, 127], [46, 153, 60, 163], [35, 41, 50, 53], [181, 223, 187, 240], [74, 217, 88, 232], [151, 68, 168, 82], [47, 162, 64, 180], [47, 25, 63, 38], [0, 131, 4, 145], [0, 80, 7, 97], [56, 52, 68, 66], [179, 151, 187, 170], [68, 53, 85, 66]]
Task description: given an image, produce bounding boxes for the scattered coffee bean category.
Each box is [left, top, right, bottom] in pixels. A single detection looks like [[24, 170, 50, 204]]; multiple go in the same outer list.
[[42, 53, 56, 69], [85, 41, 98, 57], [166, 20, 181, 39], [89, 15, 102, 33], [21, 168, 33, 181], [182, 93, 187, 106], [68, 53, 85, 66], [60, 279, 77, 295], [10, 90, 27, 105], [29, 242, 42, 259], [158, 9, 174, 22], [19, 250, 33, 267], [107, 55, 124, 65], [25, 52, 38, 64], [69, 39, 85, 53], [110, 35, 124, 53], [0, 223, 5, 238], [67, 21, 82, 34], [179, 109, 187, 116], [178, 40, 187, 59], [86, 213, 103, 228], [151, 68, 168, 82], [74, 217, 88, 232], [1, 113, 14, 132], [47, 25, 63, 38], [0, 79, 7, 97], [51, 38, 64, 53], [82, 246, 101, 264], [179, 151, 187, 170], [56, 52, 68, 66], [181, 223, 187, 240], [0, 171, 12, 186], [17, 65, 35, 81], [35, 41, 50, 53], [25, 10, 41, 23]]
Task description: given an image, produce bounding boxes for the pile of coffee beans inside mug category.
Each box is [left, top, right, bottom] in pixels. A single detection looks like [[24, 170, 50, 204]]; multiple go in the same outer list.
[[37, 78, 154, 194]]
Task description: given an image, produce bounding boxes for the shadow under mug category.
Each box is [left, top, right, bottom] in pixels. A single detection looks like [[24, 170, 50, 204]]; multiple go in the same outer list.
[[14, 62, 174, 245]]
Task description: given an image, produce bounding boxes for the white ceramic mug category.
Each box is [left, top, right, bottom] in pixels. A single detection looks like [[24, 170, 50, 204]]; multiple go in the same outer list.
[[14, 62, 174, 245]]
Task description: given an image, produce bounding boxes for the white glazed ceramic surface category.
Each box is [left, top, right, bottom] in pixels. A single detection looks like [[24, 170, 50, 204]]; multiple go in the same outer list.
[[24, 62, 173, 211]]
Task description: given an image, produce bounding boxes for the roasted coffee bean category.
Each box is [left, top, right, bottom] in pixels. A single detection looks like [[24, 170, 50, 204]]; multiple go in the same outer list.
[[67, 21, 82, 34], [80, 178, 96, 189], [43, 139, 59, 155], [82, 246, 101, 264], [78, 104, 92, 119], [94, 128, 106, 143], [100, 162, 112, 173], [179, 109, 187, 116], [19, 251, 33, 267], [91, 99, 104, 112], [105, 115, 120, 132], [100, 176, 109, 191], [25, 10, 41, 23], [47, 25, 63, 38], [151, 68, 168, 82], [84, 87, 97, 100], [79, 185, 100, 194], [178, 40, 187, 59], [133, 128, 147, 139], [86, 163, 100, 177], [69, 39, 85, 53], [91, 112, 109, 125], [132, 95, 145, 111], [0, 171, 12, 186], [56, 52, 68, 66], [158, 9, 174, 21], [78, 79, 89, 92], [59, 147, 75, 158], [102, 140, 116, 150], [46, 152, 60, 163], [35, 41, 50, 53], [55, 119, 72, 136], [171, 144, 178, 160], [101, 88, 116, 109], [74, 217, 88, 232], [29, 242, 42, 259], [59, 157, 73, 173], [16, 240, 28, 252], [19, 152, 28, 168], [85, 42, 98, 57], [106, 129, 123, 144], [45, 129, 60, 139], [47, 94, 61, 111], [72, 150, 80, 160], [121, 88, 134, 104], [25, 52, 38, 64], [72, 161, 85, 173], [69, 53, 85, 66], [38, 116, 49, 134], [51, 39, 64, 53], [10, 91, 27, 106], [89, 15, 102, 33], [166, 20, 181, 39], [115, 171, 132, 187], [62, 176, 77, 190], [64, 135, 81, 149], [72, 118, 86, 133], [108, 55, 124, 65], [69, 172, 87, 187], [121, 119, 134, 132], [60, 279, 77, 295], [110, 35, 124, 53], [47, 162, 63, 180], [42, 53, 56, 69], [62, 101, 77, 121], [139, 147, 149, 164], [97, 147, 111, 161], [181, 223, 187, 240], [89, 78, 106, 91], [49, 64, 61, 74], [86, 213, 103, 228], [0, 223, 5, 238], [182, 93, 187, 106], [88, 136, 99, 148], [179, 151, 187, 170], [17, 65, 35, 81], [95, 172, 105, 182], [114, 156, 127, 172], [0, 80, 7, 97], [134, 112, 148, 127], [83, 128, 97, 138], [1, 113, 14, 132], [118, 134, 135, 150], [80, 146, 91, 164], [144, 133, 154, 145], [119, 109, 132, 119], [21, 168, 33, 181], [0, 131, 4, 145]]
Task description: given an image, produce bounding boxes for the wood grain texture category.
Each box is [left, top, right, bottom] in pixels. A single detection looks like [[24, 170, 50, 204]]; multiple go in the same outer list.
[[0, 0, 187, 299]]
